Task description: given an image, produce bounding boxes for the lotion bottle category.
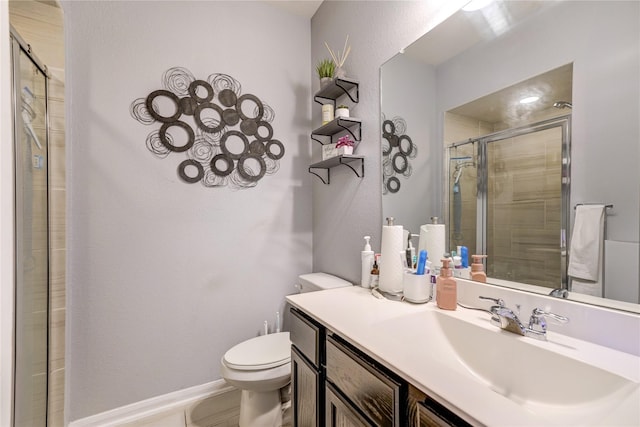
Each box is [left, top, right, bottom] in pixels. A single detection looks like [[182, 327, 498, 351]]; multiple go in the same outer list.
[[436, 259, 457, 310], [471, 255, 488, 283], [361, 236, 374, 288]]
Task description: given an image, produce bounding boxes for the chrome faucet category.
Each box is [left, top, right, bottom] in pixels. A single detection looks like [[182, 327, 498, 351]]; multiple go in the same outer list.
[[548, 288, 569, 299], [479, 296, 569, 341]]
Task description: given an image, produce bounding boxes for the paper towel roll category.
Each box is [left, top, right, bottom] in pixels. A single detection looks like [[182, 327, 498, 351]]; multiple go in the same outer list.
[[379, 225, 404, 294], [418, 223, 446, 269]]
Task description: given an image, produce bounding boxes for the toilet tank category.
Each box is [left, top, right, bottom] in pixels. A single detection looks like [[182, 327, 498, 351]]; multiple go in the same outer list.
[[297, 272, 352, 293]]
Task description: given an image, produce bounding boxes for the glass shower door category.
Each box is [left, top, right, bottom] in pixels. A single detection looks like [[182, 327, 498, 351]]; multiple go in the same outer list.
[[485, 125, 565, 288], [12, 35, 49, 427], [447, 117, 570, 289]]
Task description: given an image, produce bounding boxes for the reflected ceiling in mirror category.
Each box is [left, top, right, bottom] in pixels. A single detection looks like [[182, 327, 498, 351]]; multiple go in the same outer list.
[[448, 63, 572, 128]]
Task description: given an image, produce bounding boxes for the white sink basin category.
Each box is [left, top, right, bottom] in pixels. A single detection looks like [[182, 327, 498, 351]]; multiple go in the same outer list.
[[432, 310, 637, 407], [374, 307, 640, 425]]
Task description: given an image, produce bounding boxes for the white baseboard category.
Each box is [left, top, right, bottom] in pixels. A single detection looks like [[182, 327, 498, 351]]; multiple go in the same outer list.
[[69, 379, 235, 427]]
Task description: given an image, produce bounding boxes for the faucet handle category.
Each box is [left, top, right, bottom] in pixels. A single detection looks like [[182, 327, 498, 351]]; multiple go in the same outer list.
[[479, 296, 505, 307], [528, 308, 569, 333]]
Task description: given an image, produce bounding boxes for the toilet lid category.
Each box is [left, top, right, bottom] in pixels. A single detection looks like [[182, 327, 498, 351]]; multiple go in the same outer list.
[[223, 332, 291, 371]]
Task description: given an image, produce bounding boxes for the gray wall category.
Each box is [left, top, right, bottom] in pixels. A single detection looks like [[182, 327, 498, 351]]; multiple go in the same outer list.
[[64, 1, 312, 421], [311, 0, 465, 283], [380, 54, 437, 236]]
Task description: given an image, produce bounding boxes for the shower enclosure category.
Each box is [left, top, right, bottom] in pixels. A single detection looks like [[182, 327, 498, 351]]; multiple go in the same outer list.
[[446, 116, 570, 289], [10, 27, 50, 427]]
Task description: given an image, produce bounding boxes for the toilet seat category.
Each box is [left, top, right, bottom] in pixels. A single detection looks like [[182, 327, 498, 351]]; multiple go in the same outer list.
[[223, 332, 290, 371]]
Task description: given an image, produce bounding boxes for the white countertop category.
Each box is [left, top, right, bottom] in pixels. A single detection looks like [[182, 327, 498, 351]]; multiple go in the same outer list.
[[286, 286, 640, 427]]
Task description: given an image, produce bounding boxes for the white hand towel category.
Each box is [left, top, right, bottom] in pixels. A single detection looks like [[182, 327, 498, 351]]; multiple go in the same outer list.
[[568, 205, 605, 282]]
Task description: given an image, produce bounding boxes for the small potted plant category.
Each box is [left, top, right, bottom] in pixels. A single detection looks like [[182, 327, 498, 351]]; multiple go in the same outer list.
[[335, 104, 349, 118], [316, 59, 335, 88]]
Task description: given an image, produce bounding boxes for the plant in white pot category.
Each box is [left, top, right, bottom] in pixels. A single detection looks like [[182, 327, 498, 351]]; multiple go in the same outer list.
[[316, 59, 335, 88], [335, 104, 349, 118]]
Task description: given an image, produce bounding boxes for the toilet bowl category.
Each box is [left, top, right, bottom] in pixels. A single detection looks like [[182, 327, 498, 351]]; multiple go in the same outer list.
[[221, 273, 352, 426], [221, 332, 291, 426]]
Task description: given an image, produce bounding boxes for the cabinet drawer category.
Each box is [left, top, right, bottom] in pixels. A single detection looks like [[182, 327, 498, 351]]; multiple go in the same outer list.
[[326, 335, 402, 427], [290, 307, 322, 366]]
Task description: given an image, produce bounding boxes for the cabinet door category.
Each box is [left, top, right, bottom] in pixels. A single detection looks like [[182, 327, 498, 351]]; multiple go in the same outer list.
[[292, 346, 321, 427], [326, 335, 402, 427], [325, 383, 372, 427], [408, 385, 473, 427], [415, 402, 453, 427]]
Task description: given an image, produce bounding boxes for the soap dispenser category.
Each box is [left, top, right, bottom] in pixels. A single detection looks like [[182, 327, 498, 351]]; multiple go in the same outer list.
[[471, 255, 488, 283], [361, 236, 374, 288], [436, 259, 457, 310]]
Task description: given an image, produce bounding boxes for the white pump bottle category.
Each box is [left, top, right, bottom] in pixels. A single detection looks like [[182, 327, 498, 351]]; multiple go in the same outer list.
[[361, 236, 374, 288]]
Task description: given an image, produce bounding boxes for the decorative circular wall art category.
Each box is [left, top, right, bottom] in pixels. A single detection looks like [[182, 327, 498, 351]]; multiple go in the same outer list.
[[130, 67, 285, 189], [381, 114, 417, 194]]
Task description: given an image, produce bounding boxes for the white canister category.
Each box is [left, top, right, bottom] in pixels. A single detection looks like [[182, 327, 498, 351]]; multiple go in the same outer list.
[[335, 106, 349, 118], [322, 104, 334, 125], [403, 272, 431, 303]]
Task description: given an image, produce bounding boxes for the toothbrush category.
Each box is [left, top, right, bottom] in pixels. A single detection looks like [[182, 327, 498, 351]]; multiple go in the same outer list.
[[416, 250, 427, 275]]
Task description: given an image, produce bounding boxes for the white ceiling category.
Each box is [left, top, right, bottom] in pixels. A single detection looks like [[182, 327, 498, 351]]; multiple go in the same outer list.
[[263, 0, 323, 18]]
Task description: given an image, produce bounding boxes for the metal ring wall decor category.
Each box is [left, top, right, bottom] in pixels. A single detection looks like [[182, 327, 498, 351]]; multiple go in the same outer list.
[[131, 67, 286, 189], [381, 114, 418, 194], [178, 159, 205, 183], [265, 140, 285, 160], [159, 121, 195, 152], [146, 90, 182, 123]]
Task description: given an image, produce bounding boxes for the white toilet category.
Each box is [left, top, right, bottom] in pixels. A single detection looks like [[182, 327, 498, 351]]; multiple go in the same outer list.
[[221, 273, 352, 427]]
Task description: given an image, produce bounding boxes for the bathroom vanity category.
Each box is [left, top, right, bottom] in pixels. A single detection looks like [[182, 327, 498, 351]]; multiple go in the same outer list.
[[286, 285, 640, 426], [291, 305, 463, 427]]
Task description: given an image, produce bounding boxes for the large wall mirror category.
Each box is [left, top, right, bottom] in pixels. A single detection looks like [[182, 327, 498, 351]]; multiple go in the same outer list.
[[380, 0, 639, 313]]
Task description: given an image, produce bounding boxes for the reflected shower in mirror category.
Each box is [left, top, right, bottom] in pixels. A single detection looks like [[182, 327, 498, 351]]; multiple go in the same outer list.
[[380, 0, 639, 312], [445, 65, 572, 290]]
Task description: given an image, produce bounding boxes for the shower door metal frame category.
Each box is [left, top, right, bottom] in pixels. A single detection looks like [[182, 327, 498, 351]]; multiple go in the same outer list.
[[10, 25, 50, 427], [446, 115, 571, 289]]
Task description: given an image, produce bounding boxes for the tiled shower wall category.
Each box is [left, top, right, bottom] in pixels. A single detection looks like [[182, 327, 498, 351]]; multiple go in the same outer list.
[[48, 70, 66, 427]]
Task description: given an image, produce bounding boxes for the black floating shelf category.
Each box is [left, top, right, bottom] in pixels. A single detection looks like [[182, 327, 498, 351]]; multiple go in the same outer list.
[[308, 155, 364, 185], [314, 78, 360, 106], [311, 117, 362, 144]]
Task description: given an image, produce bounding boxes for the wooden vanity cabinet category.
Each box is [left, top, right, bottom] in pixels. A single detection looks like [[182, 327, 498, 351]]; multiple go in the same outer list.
[[290, 306, 472, 427]]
